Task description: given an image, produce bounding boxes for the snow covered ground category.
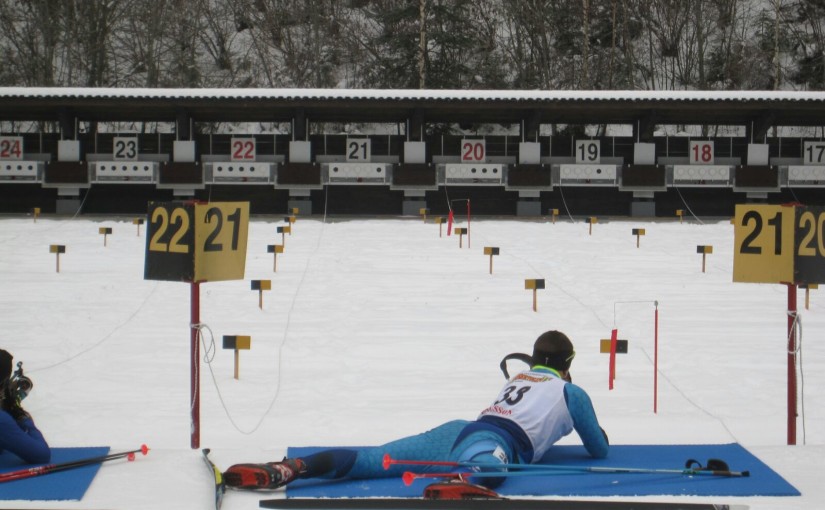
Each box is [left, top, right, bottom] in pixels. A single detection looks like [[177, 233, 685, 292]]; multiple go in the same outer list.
[[0, 211, 823, 509]]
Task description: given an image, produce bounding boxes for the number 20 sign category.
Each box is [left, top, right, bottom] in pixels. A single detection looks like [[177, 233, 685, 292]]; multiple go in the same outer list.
[[144, 201, 250, 282], [733, 204, 825, 285]]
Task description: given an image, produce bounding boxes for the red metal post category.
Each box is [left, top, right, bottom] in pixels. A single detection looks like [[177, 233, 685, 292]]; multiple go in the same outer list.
[[654, 303, 659, 414], [609, 328, 618, 390], [466, 200, 471, 249], [191, 281, 201, 449], [787, 283, 797, 446]]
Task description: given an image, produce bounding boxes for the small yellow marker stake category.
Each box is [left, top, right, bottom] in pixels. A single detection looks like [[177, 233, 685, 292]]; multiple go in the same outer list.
[[799, 283, 818, 310], [284, 215, 296, 233], [99, 227, 112, 247], [549, 208, 559, 224], [435, 217, 446, 237], [524, 279, 545, 312], [267, 244, 284, 272], [697, 245, 713, 273], [32, 207, 40, 223], [250, 280, 272, 309], [223, 335, 251, 380], [49, 244, 66, 273], [484, 247, 499, 274], [277, 225, 291, 245], [420, 208, 429, 222], [676, 209, 684, 223], [454, 227, 468, 248], [133, 218, 144, 236], [587, 217, 598, 236], [632, 228, 646, 248]]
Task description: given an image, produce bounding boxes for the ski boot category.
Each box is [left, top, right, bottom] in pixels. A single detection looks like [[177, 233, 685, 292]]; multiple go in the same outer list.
[[224, 458, 306, 490]]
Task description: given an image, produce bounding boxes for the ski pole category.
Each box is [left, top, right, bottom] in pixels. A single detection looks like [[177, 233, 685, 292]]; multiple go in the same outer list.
[[384, 454, 749, 478], [402, 469, 585, 486], [0, 444, 149, 483]]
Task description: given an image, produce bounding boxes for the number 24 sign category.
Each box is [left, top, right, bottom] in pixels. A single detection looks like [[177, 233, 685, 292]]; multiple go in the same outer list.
[[733, 204, 825, 284], [144, 201, 249, 283]]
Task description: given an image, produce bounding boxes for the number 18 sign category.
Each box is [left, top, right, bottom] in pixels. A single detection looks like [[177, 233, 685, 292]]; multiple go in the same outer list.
[[733, 203, 825, 284], [144, 201, 250, 282]]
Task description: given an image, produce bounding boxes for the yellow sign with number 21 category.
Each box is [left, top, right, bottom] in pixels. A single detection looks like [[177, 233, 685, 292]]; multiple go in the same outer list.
[[733, 204, 825, 285]]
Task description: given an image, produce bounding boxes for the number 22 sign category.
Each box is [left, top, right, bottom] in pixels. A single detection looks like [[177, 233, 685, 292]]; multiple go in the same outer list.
[[231, 138, 256, 161], [144, 201, 250, 283], [734, 204, 825, 284]]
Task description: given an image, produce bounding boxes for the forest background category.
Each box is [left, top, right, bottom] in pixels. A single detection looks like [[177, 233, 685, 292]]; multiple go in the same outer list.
[[2, 0, 825, 93]]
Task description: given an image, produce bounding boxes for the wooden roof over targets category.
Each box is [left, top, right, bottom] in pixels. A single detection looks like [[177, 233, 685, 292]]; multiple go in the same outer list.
[[2, 87, 825, 127]]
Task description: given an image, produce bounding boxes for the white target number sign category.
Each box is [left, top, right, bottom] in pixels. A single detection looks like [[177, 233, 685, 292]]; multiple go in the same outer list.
[[461, 139, 486, 163], [231, 137, 257, 162], [0, 136, 23, 160], [346, 138, 371, 162], [803, 141, 825, 165], [575, 140, 600, 164], [113, 136, 138, 161], [690, 141, 715, 165]]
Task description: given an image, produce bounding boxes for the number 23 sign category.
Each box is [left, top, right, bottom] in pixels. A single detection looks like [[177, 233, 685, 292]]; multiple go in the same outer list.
[[733, 204, 825, 284], [144, 201, 250, 282]]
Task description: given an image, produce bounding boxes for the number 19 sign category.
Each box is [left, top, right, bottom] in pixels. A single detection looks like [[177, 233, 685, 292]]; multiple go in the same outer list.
[[144, 201, 250, 282], [734, 203, 825, 285]]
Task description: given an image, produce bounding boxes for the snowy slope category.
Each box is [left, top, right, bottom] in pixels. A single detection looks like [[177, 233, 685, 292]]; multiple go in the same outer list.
[[0, 213, 822, 509]]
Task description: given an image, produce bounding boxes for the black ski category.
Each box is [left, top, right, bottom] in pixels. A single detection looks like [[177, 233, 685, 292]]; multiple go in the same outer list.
[[260, 498, 748, 510], [202, 448, 227, 510]]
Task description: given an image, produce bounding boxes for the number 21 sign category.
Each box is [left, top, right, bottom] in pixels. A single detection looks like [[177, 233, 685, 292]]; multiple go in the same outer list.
[[734, 203, 825, 284]]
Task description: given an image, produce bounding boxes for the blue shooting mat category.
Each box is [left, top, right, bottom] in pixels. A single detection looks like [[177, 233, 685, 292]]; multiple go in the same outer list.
[[286, 444, 800, 498], [0, 447, 109, 501]]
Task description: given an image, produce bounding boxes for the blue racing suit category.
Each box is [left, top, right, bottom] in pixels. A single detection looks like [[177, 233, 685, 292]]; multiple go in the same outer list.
[[295, 366, 607, 486], [0, 409, 51, 464]]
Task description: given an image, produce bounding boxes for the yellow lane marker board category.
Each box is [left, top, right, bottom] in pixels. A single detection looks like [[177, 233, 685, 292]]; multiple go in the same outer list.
[[251, 279, 271, 309], [632, 228, 646, 248], [277, 225, 291, 245], [799, 283, 818, 310], [144, 201, 249, 282], [484, 247, 499, 274], [733, 204, 825, 285], [133, 218, 144, 237], [524, 278, 545, 312], [587, 216, 597, 236], [267, 244, 284, 272], [697, 245, 713, 273], [223, 335, 251, 380], [49, 244, 66, 273], [99, 227, 112, 247], [454, 227, 468, 248], [435, 217, 446, 237]]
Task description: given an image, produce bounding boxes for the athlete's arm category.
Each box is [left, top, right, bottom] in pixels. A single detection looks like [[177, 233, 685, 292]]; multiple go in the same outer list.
[[563, 384, 608, 458]]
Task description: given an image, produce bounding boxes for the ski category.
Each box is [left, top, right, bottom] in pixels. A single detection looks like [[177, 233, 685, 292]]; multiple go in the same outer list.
[[202, 448, 226, 510], [260, 498, 748, 510]]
